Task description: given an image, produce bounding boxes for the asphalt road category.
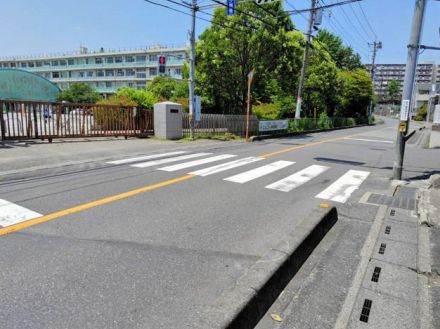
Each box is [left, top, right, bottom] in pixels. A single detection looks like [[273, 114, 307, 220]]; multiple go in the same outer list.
[[0, 119, 437, 329]]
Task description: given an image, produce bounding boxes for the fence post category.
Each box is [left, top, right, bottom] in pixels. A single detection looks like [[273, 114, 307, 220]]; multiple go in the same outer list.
[[33, 104, 39, 139], [0, 101, 5, 140]]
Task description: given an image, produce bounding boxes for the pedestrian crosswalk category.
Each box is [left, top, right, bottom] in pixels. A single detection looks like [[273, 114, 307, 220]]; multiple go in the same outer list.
[[107, 151, 371, 203]]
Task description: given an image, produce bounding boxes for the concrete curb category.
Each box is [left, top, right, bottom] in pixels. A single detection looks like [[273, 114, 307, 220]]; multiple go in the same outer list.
[[249, 124, 373, 142], [195, 206, 338, 329]]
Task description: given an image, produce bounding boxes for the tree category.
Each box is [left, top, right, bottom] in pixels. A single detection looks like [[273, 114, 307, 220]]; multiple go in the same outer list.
[[116, 87, 157, 108], [387, 80, 400, 104], [337, 69, 373, 117], [315, 30, 362, 70], [57, 83, 101, 103], [195, 3, 303, 114], [146, 76, 188, 100]]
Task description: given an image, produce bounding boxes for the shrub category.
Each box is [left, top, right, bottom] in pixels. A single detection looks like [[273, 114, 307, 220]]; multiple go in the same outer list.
[[414, 105, 427, 121], [253, 103, 281, 120], [317, 112, 332, 129]]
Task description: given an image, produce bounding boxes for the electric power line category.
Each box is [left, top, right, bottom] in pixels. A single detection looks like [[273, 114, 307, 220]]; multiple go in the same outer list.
[[357, 2, 377, 40]]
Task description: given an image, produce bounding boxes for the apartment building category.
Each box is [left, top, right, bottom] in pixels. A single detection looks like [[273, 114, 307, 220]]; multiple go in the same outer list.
[[366, 61, 437, 103], [0, 44, 187, 96]]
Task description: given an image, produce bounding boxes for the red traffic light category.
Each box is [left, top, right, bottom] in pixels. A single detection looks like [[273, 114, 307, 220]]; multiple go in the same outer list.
[[158, 56, 166, 65]]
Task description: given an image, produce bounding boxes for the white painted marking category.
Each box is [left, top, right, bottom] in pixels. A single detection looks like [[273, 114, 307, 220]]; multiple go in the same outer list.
[[0, 199, 42, 227], [107, 151, 188, 165], [345, 138, 393, 144], [225, 161, 294, 184], [189, 157, 264, 176], [316, 169, 370, 203], [159, 154, 237, 171], [132, 153, 212, 168], [266, 165, 329, 192]]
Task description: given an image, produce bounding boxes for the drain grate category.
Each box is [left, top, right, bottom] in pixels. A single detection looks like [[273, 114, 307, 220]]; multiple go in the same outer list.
[[378, 243, 387, 255], [360, 299, 373, 323], [385, 226, 391, 235], [371, 267, 381, 282], [367, 194, 415, 210]]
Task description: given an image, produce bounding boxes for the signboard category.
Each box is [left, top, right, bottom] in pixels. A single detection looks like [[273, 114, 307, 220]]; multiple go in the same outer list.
[[259, 120, 288, 132], [400, 99, 410, 121], [226, 0, 235, 15], [255, 0, 281, 4], [434, 104, 440, 125], [194, 95, 201, 122]]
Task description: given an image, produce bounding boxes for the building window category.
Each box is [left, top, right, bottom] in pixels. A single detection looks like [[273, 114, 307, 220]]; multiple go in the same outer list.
[[95, 57, 103, 64], [116, 69, 124, 77], [136, 55, 146, 62], [106, 57, 114, 64], [10, 63, 16, 68], [67, 59, 74, 65], [28, 62, 34, 68], [97, 70, 104, 77], [52, 72, 60, 78], [126, 69, 135, 76], [44, 73, 50, 78], [128, 82, 134, 87], [149, 68, 157, 76], [87, 71, 94, 77], [79, 72, 85, 78], [149, 55, 157, 61], [52, 61, 58, 66], [136, 72, 146, 78], [105, 70, 114, 77], [126, 56, 135, 62], [21, 62, 27, 68], [36, 62, 42, 67], [2, 63, 8, 68], [59, 60, 67, 66], [115, 56, 123, 63], [175, 68, 181, 75], [105, 82, 113, 88]]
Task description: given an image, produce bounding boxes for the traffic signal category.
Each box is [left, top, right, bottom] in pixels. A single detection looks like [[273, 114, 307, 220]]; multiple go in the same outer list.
[[158, 56, 166, 74]]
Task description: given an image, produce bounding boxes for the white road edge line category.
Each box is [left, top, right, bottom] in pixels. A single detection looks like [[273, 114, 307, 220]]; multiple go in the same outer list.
[[0, 199, 42, 228], [345, 138, 394, 144], [106, 151, 188, 165], [132, 153, 212, 168], [225, 160, 294, 184], [265, 165, 329, 192], [159, 154, 237, 172], [315, 169, 370, 203], [189, 157, 264, 176]]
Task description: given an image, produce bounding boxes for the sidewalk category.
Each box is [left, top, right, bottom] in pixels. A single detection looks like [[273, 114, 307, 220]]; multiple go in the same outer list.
[[429, 128, 440, 148]]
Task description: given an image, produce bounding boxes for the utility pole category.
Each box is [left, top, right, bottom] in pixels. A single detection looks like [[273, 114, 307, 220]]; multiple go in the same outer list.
[[189, 0, 197, 140], [295, 0, 316, 120], [368, 40, 382, 116], [393, 0, 427, 180]]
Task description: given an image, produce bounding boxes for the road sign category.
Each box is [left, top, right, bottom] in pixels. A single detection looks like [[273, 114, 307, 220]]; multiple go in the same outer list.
[[227, 0, 235, 15]]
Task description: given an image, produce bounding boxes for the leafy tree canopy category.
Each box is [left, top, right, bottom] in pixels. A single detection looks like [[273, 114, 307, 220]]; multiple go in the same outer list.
[[146, 76, 188, 100], [387, 79, 400, 103], [337, 69, 373, 117], [196, 2, 302, 114], [57, 83, 101, 103], [315, 29, 363, 70], [116, 87, 158, 108]]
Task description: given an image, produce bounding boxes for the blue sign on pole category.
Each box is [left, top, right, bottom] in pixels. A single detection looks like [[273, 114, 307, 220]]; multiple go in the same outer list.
[[226, 0, 235, 16]]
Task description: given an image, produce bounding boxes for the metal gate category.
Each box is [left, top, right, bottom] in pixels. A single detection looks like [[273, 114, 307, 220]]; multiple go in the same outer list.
[[0, 99, 153, 141]]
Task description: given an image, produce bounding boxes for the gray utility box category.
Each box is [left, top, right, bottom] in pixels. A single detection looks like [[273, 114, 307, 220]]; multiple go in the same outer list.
[[154, 101, 183, 139]]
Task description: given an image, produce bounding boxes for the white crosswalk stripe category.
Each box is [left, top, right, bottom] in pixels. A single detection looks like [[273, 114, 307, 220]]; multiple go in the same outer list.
[[315, 169, 370, 203], [106, 151, 188, 165], [0, 199, 42, 227], [224, 160, 294, 184], [189, 157, 264, 176], [265, 165, 329, 192], [159, 154, 237, 172], [132, 153, 212, 168]]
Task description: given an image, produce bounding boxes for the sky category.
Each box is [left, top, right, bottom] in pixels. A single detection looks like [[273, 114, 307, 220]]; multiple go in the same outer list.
[[1, 0, 439, 64]]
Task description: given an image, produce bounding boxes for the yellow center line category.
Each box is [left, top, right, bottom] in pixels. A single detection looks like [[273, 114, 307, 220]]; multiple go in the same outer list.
[[0, 125, 392, 236], [0, 174, 194, 236], [260, 126, 392, 158]]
